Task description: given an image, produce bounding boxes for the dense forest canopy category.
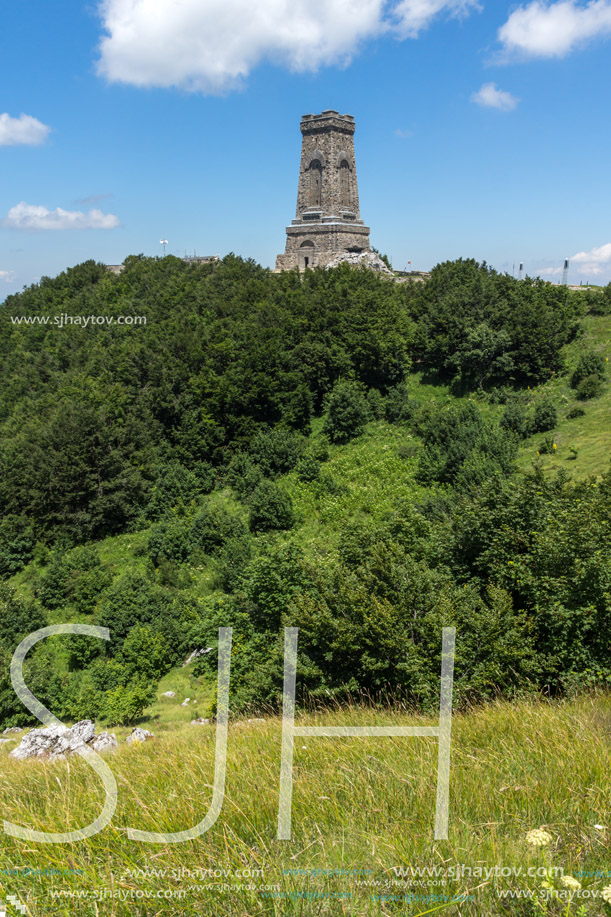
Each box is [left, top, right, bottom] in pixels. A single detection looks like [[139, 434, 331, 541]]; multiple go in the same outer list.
[[0, 254, 609, 725]]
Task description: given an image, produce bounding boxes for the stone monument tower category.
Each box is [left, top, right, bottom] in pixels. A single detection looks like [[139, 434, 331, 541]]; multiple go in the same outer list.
[[275, 110, 371, 271]]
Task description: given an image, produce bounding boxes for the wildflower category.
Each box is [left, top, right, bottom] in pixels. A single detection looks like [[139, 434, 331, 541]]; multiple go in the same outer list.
[[602, 885, 611, 903], [561, 876, 581, 891], [526, 828, 553, 848], [536, 451, 540, 456], [552, 443, 557, 450]]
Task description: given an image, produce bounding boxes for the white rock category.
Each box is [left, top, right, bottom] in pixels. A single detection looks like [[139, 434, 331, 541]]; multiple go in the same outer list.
[[180, 698, 191, 706], [3, 726, 23, 734], [69, 720, 96, 744], [325, 251, 393, 274], [90, 732, 118, 753], [161, 691, 176, 698], [183, 647, 213, 667], [10, 720, 96, 761], [191, 718, 210, 726], [126, 727, 156, 745]]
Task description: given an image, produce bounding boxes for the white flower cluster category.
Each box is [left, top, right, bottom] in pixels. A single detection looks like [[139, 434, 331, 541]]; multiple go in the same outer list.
[[525, 828, 553, 848], [560, 876, 581, 891]]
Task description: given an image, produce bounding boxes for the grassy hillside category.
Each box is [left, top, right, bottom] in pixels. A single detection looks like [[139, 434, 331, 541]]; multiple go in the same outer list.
[[1, 694, 610, 916], [515, 312, 611, 477]]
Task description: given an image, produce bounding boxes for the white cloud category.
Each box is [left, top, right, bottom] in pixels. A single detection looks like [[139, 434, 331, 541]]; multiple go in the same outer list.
[[96, 0, 480, 93], [0, 270, 16, 282], [4, 202, 121, 231], [571, 242, 611, 275], [537, 266, 563, 275], [471, 82, 519, 110], [391, 0, 480, 38], [498, 0, 611, 59], [394, 128, 414, 137], [0, 113, 51, 146]]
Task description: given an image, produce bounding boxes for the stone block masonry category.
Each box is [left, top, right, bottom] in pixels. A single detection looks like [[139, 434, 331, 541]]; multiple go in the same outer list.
[[275, 110, 371, 271]]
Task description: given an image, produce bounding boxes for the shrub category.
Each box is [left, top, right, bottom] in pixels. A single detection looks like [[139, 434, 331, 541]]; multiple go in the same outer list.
[[295, 453, 321, 482], [146, 461, 204, 520], [118, 625, 171, 681], [37, 546, 112, 613], [225, 452, 264, 498], [102, 680, 156, 726], [317, 470, 350, 496], [567, 406, 585, 419], [571, 351, 605, 388], [249, 481, 295, 532], [96, 573, 192, 660], [215, 536, 253, 593], [384, 382, 411, 423], [308, 438, 330, 462], [532, 399, 557, 433], [248, 428, 305, 476], [414, 402, 516, 488], [245, 543, 309, 631], [148, 520, 190, 565], [576, 373, 603, 401], [0, 585, 46, 650], [66, 633, 105, 671], [0, 515, 35, 579], [366, 388, 385, 420], [500, 402, 531, 438], [189, 505, 247, 556], [59, 671, 102, 721], [322, 380, 369, 443]]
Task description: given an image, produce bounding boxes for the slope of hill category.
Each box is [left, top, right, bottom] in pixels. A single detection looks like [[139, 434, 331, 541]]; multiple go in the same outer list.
[[1, 255, 610, 914]]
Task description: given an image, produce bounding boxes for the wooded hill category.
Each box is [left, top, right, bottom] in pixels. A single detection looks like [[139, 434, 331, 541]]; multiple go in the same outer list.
[[0, 255, 609, 726]]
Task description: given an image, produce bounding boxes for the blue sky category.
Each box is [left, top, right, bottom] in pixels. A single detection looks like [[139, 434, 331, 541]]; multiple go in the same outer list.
[[1, 0, 610, 300]]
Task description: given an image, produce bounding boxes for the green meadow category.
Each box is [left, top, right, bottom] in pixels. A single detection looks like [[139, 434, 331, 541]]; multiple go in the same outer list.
[[1, 695, 611, 916]]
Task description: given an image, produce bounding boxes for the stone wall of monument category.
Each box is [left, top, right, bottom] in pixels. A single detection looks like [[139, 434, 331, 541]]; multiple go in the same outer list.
[[276, 110, 371, 272], [275, 222, 371, 271], [296, 112, 361, 220]]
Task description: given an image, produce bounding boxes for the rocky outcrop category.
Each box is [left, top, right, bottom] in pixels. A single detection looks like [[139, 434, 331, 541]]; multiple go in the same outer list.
[[183, 647, 212, 666], [9, 720, 117, 760], [325, 251, 393, 274], [91, 732, 118, 752], [126, 727, 155, 745], [161, 691, 176, 698]]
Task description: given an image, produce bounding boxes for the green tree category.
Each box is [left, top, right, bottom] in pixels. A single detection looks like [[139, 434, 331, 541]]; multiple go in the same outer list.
[[571, 350, 606, 388], [532, 399, 557, 432], [323, 380, 369, 443], [248, 481, 295, 532]]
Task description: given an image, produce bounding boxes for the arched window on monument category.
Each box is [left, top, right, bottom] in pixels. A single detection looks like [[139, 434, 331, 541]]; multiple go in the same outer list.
[[339, 159, 351, 209], [309, 160, 322, 208], [299, 240, 315, 270]]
